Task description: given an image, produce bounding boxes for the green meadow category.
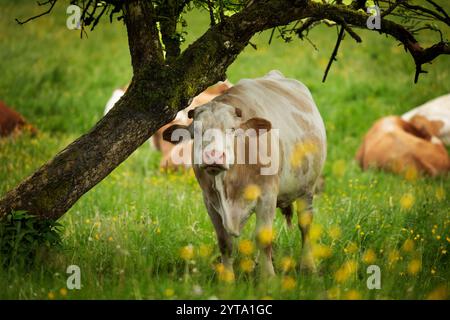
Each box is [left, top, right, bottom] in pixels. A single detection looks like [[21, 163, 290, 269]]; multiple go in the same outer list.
[[0, 1, 448, 299]]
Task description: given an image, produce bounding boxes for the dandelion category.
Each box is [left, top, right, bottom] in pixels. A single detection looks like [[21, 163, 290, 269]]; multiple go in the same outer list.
[[260, 296, 273, 300], [258, 227, 275, 246], [59, 288, 68, 297], [334, 260, 358, 283], [426, 285, 448, 300], [400, 193, 415, 210], [407, 259, 422, 275], [94, 233, 100, 240], [402, 239, 415, 252], [281, 276, 297, 291], [309, 224, 323, 241], [327, 287, 341, 300], [328, 226, 342, 240], [403, 165, 418, 181], [298, 211, 312, 228], [362, 249, 377, 264], [345, 290, 362, 300], [180, 244, 195, 261], [243, 184, 261, 201], [312, 244, 332, 260], [435, 187, 445, 201], [332, 159, 346, 177], [215, 263, 225, 274], [240, 258, 255, 273], [108, 236, 113, 242], [198, 244, 213, 258], [164, 288, 175, 298], [218, 269, 235, 283], [280, 256, 296, 272], [344, 242, 358, 254], [431, 268, 436, 275], [238, 240, 254, 256], [47, 291, 55, 300]]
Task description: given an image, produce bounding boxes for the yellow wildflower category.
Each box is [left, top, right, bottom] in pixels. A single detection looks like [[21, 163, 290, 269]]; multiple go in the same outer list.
[[280, 256, 296, 272], [407, 259, 422, 275], [180, 244, 195, 261], [240, 258, 255, 273], [281, 276, 297, 291], [400, 193, 415, 210], [334, 260, 358, 283], [345, 290, 362, 300], [59, 288, 68, 297], [243, 184, 261, 201], [402, 239, 415, 252], [238, 239, 254, 256], [328, 226, 342, 240], [312, 244, 332, 259], [258, 227, 275, 246], [362, 249, 377, 264], [426, 285, 448, 300], [198, 244, 213, 258]]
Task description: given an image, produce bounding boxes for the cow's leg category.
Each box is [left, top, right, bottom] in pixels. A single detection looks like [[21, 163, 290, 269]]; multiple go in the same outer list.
[[255, 195, 277, 276], [205, 201, 234, 272], [296, 194, 316, 272]]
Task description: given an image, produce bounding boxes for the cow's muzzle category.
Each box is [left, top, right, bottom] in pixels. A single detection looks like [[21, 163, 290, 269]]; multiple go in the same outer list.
[[202, 164, 227, 175]]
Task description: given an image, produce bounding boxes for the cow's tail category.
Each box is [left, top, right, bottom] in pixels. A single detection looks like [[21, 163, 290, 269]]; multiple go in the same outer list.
[[280, 205, 293, 228]]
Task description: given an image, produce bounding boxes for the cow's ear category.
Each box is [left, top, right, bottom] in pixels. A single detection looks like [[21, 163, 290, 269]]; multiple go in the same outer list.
[[241, 117, 272, 134], [162, 124, 191, 144], [235, 108, 242, 118]]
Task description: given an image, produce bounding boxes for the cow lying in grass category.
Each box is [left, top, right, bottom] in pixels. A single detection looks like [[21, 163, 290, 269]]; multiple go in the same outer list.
[[402, 93, 450, 146], [163, 71, 327, 276], [356, 94, 450, 176], [0, 101, 37, 137]]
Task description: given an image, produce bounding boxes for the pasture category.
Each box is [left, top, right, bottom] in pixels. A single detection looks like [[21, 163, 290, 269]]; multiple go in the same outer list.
[[0, 1, 449, 299]]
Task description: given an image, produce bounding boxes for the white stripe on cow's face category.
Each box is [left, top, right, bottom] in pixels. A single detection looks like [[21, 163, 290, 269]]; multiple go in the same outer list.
[[213, 175, 254, 237]]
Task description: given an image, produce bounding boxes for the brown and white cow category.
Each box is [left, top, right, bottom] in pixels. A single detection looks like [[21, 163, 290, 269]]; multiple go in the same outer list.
[[163, 71, 327, 275], [0, 101, 37, 137], [402, 93, 450, 146], [153, 81, 232, 171], [355, 116, 450, 176]]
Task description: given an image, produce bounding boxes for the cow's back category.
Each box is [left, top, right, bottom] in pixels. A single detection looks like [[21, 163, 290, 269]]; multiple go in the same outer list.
[[214, 71, 326, 203]]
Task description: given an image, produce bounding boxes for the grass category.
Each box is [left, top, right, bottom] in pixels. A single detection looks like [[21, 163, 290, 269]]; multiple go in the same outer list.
[[0, 1, 449, 300]]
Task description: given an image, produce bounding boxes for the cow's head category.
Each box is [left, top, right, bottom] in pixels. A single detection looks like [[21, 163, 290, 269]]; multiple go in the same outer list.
[[162, 101, 272, 175]]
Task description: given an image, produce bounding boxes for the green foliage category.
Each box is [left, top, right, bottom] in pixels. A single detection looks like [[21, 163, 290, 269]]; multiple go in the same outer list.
[[0, 211, 63, 266]]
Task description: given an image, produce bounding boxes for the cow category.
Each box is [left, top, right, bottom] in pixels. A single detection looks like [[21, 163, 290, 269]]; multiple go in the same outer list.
[[162, 71, 327, 276], [103, 81, 232, 171], [402, 93, 450, 146], [0, 101, 37, 137], [355, 116, 450, 176]]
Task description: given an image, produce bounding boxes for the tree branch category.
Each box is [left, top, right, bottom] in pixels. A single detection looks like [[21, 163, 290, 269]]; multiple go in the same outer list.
[[323, 26, 345, 82], [123, 0, 164, 71], [15, 0, 57, 25]]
